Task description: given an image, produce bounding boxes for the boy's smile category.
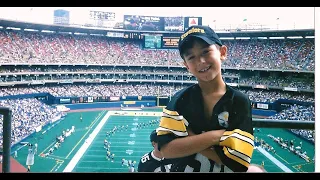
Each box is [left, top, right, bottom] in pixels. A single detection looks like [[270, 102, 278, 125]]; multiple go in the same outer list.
[[182, 39, 226, 83]]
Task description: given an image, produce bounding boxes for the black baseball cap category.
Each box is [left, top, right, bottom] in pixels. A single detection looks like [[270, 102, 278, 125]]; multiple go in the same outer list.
[[150, 130, 158, 142], [178, 25, 223, 59]]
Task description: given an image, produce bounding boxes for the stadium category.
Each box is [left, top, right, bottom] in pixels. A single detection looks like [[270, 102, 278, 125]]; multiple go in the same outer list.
[[0, 7, 315, 173]]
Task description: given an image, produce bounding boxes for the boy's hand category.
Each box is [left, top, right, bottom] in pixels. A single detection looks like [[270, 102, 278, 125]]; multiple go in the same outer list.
[[187, 129, 224, 164], [187, 129, 196, 136]]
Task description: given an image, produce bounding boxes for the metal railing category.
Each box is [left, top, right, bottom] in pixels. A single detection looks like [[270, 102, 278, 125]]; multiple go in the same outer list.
[[0, 107, 12, 173], [253, 118, 314, 130]]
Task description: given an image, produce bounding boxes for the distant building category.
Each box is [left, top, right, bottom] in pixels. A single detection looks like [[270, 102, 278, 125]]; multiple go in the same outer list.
[[53, 9, 70, 25]]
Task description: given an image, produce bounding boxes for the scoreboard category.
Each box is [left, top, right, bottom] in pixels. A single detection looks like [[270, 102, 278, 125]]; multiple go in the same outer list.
[[104, 15, 204, 49], [142, 34, 180, 49], [143, 35, 162, 49], [161, 37, 179, 48], [123, 15, 165, 31], [124, 32, 142, 39]]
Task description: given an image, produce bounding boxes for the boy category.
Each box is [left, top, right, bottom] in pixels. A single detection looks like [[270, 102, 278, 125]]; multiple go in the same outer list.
[[138, 130, 174, 172], [156, 25, 254, 172]]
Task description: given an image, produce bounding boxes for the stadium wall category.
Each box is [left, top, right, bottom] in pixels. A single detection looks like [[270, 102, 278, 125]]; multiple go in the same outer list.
[[0, 93, 54, 104], [61, 100, 275, 116], [63, 101, 156, 110], [54, 95, 156, 105], [1, 93, 312, 111], [252, 109, 277, 117], [10, 132, 36, 154], [10, 114, 65, 152], [273, 99, 314, 112], [1, 93, 312, 120]]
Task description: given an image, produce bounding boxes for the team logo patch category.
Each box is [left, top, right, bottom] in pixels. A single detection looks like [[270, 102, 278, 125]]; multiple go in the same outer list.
[[218, 111, 229, 128]]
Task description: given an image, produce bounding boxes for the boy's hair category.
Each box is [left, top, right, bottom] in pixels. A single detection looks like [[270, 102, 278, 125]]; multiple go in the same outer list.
[[178, 25, 223, 60], [179, 36, 207, 60], [150, 130, 158, 143]]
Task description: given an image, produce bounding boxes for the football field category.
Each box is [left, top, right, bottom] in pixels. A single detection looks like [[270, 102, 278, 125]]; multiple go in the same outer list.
[[71, 115, 157, 172], [12, 108, 314, 172]]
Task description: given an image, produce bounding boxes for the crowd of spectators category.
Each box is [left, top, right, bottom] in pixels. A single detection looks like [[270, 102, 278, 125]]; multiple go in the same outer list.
[[0, 66, 314, 91], [0, 29, 315, 150], [267, 104, 315, 143], [0, 83, 314, 103], [0, 98, 65, 148], [0, 30, 314, 71]]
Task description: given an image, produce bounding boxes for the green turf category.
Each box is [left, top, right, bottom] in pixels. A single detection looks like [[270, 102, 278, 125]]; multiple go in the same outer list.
[[14, 110, 107, 172], [12, 108, 315, 172], [254, 128, 315, 172], [73, 115, 158, 172], [251, 149, 284, 172]]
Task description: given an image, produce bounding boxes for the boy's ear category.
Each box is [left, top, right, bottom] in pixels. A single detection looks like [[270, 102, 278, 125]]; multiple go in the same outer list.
[[183, 61, 190, 71], [152, 141, 156, 147], [220, 45, 228, 62]]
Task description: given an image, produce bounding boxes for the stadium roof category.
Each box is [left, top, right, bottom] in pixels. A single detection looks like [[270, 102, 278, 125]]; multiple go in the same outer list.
[[216, 29, 314, 38], [0, 18, 109, 34], [0, 18, 314, 38]]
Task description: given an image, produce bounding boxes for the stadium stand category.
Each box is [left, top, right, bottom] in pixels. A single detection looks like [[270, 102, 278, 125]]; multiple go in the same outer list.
[[0, 18, 314, 172]]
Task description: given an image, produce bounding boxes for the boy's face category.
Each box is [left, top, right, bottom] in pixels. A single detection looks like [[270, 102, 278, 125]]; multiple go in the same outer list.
[[182, 39, 227, 83]]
